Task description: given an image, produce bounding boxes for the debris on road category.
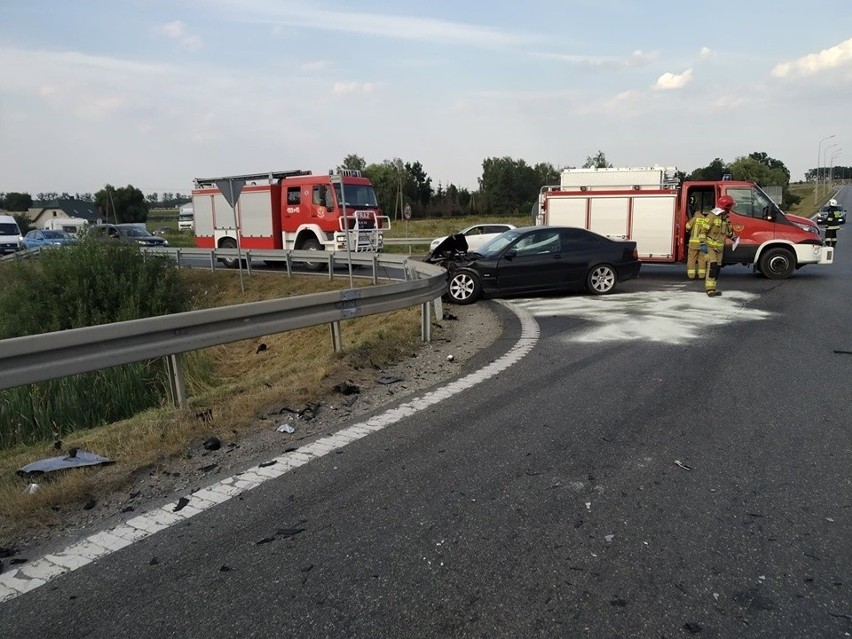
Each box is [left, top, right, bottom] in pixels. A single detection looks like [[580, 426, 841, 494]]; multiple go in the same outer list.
[[276, 423, 295, 434], [17, 449, 114, 476], [202, 437, 221, 451], [377, 375, 404, 385], [333, 381, 360, 395], [674, 460, 692, 471]]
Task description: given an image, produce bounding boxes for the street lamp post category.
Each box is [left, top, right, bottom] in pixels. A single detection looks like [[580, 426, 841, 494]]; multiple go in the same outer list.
[[817, 134, 836, 202], [830, 150, 842, 193], [822, 142, 838, 199]]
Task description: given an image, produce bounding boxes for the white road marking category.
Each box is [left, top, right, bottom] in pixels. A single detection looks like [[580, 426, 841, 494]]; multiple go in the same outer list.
[[514, 288, 771, 345], [0, 301, 539, 604]]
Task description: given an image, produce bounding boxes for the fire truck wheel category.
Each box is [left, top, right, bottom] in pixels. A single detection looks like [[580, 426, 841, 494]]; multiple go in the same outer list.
[[586, 264, 617, 294], [447, 270, 481, 305], [218, 238, 239, 269], [299, 238, 327, 272], [757, 247, 795, 280]]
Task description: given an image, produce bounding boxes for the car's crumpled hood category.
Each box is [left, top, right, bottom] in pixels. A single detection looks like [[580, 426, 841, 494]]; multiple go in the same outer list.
[[426, 233, 469, 262]]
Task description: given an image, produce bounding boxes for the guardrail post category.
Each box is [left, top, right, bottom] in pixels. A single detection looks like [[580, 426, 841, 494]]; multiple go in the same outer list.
[[330, 321, 343, 353], [327, 253, 335, 280], [166, 353, 188, 409], [209, 251, 216, 271], [372, 254, 379, 285], [285, 252, 292, 278], [421, 301, 432, 342]]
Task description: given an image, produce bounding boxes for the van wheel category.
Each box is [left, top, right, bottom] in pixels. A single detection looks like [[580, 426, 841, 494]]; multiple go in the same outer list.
[[219, 238, 239, 269], [300, 238, 326, 271], [758, 247, 795, 280], [586, 264, 617, 294]]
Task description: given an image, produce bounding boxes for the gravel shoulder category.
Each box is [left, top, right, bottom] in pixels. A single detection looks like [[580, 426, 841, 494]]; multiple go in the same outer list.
[[6, 301, 504, 558]]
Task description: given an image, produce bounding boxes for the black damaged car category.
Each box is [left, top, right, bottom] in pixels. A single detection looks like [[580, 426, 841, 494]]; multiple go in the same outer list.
[[425, 225, 640, 305]]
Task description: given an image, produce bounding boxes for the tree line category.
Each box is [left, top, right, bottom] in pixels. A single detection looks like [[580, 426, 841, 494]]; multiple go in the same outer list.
[[2, 150, 830, 224]]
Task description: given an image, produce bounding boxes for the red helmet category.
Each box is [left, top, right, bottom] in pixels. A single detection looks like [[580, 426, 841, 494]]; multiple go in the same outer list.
[[717, 195, 735, 210]]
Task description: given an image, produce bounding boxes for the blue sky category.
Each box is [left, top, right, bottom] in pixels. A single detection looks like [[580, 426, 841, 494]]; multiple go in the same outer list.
[[1, 0, 850, 196]]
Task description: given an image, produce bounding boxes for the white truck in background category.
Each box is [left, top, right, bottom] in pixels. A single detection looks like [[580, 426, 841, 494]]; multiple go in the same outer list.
[[44, 218, 89, 236], [178, 203, 194, 232]]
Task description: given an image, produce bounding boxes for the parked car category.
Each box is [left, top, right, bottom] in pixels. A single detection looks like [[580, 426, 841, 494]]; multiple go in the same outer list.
[[426, 226, 641, 304], [815, 204, 847, 225], [429, 223, 516, 253], [90, 224, 169, 247], [21, 229, 77, 250]]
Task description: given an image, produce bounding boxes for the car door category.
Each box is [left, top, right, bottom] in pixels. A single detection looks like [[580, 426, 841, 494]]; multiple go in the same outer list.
[[495, 229, 566, 294], [556, 228, 604, 286], [723, 186, 786, 263]]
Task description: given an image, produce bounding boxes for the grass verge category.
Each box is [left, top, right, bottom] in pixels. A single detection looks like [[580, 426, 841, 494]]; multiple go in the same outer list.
[[0, 269, 424, 546]]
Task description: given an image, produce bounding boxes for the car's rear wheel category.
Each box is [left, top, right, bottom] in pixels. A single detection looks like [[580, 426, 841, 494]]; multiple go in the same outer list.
[[447, 270, 481, 305], [586, 264, 617, 294]]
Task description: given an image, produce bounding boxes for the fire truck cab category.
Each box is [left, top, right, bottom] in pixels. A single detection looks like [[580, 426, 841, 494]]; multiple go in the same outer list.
[[193, 169, 389, 269]]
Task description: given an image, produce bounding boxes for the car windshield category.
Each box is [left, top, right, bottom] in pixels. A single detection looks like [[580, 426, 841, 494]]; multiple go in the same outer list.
[[120, 226, 153, 237], [477, 229, 523, 258], [0, 223, 19, 235]]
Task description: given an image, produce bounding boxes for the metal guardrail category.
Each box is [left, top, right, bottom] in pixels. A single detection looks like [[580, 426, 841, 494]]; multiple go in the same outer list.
[[0, 251, 447, 401]]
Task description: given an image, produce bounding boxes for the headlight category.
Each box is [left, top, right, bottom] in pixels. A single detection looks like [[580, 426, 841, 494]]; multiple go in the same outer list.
[[794, 222, 819, 235]]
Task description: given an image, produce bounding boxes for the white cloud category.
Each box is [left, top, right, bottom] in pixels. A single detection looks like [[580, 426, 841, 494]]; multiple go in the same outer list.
[[772, 38, 852, 77], [301, 59, 331, 71], [332, 81, 380, 94], [232, 2, 535, 48], [698, 46, 712, 60], [533, 49, 658, 68], [154, 20, 203, 51], [654, 68, 693, 90]]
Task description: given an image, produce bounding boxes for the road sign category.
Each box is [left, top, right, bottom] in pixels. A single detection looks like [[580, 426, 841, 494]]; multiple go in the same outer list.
[[404, 204, 412, 220]]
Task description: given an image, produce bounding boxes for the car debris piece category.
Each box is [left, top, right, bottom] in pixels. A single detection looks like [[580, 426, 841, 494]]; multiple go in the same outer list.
[[17, 450, 114, 476], [276, 423, 295, 434], [23, 483, 40, 494], [674, 460, 692, 471], [377, 375, 404, 385], [202, 437, 221, 451], [333, 381, 360, 395], [173, 497, 190, 512]]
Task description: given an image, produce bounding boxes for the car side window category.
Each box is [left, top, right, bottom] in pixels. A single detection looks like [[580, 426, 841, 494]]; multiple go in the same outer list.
[[559, 228, 590, 249], [287, 187, 301, 205], [513, 230, 562, 256]]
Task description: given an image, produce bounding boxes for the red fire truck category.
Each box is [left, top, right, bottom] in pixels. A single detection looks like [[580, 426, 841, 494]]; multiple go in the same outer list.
[[193, 169, 390, 269], [536, 166, 832, 279]]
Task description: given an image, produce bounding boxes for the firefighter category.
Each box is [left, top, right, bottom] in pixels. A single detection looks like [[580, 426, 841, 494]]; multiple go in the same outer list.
[[684, 205, 711, 279], [823, 198, 842, 248], [704, 195, 736, 297]]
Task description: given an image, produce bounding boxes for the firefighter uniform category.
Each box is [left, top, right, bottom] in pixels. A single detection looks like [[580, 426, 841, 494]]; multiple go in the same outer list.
[[824, 206, 842, 248], [685, 212, 711, 279], [704, 210, 734, 296]]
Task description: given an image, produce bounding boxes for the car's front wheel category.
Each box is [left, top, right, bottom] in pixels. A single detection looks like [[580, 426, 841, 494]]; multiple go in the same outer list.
[[586, 264, 617, 294], [447, 270, 482, 305]]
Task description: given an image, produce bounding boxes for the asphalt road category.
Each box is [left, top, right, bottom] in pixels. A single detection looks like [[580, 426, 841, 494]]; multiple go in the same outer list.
[[1, 196, 850, 638]]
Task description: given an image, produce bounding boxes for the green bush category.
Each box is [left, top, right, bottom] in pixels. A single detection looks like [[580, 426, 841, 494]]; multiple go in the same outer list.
[[0, 240, 191, 447]]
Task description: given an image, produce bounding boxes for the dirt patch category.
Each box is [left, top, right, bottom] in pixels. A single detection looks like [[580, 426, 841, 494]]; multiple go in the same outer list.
[[4, 301, 503, 558]]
